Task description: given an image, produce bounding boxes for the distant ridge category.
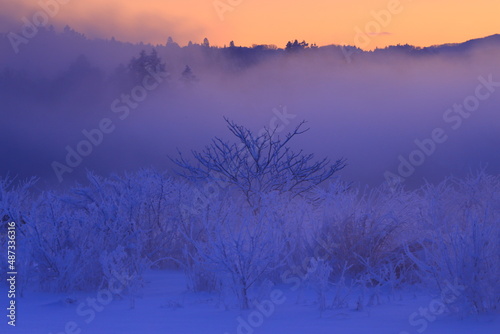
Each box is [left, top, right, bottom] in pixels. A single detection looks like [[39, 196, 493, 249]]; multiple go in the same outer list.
[[424, 34, 500, 52], [336, 34, 500, 57]]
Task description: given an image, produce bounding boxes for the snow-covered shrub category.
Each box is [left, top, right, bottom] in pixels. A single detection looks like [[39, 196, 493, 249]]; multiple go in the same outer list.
[[305, 258, 332, 312], [68, 171, 184, 285], [2, 163, 498, 317], [182, 192, 293, 309], [0, 176, 37, 296], [313, 181, 419, 281], [99, 245, 150, 308], [0, 176, 37, 225], [23, 189, 121, 291], [17, 170, 184, 292], [122, 169, 185, 268], [408, 172, 500, 313], [331, 263, 353, 309]]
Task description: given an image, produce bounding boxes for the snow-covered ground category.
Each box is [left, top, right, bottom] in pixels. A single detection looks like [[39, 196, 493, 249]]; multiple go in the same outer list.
[[2, 270, 498, 334]]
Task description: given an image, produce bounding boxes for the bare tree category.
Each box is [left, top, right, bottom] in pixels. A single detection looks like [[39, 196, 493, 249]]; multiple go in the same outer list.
[[172, 118, 346, 207]]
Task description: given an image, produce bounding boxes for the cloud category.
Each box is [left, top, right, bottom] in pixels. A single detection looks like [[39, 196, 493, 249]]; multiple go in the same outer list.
[[367, 31, 392, 36]]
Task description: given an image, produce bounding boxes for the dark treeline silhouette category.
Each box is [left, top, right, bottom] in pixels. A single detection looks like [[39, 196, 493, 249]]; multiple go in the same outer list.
[[2, 27, 499, 103], [1, 26, 500, 187], [2, 26, 499, 75]]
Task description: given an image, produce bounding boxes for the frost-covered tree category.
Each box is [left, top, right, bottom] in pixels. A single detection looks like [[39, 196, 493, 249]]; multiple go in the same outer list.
[[173, 118, 346, 207]]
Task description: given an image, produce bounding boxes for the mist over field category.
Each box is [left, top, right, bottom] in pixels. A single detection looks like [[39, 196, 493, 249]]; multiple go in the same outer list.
[[1, 9, 500, 331], [1, 30, 499, 188]]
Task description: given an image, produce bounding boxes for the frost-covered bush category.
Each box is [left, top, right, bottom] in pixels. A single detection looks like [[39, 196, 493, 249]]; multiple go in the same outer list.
[[313, 180, 420, 281], [1, 167, 498, 315], [408, 172, 500, 313], [181, 192, 293, 309], [120, 169, 185, 268], [14, 170, 185, 292], [305, 258, 333, 312], [0, 177, 37, 296], [22, 191, 97, 291]]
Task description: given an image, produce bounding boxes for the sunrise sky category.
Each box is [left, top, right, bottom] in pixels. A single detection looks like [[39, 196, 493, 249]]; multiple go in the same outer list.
[[1, 0, 499, 49]]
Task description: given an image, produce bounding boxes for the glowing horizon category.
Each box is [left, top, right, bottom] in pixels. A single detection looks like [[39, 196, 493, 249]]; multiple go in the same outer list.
[[1, 0, 499, 50]]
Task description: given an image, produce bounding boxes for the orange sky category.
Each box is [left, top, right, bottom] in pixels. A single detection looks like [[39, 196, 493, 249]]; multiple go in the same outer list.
[[2, 0, 499, 49]]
